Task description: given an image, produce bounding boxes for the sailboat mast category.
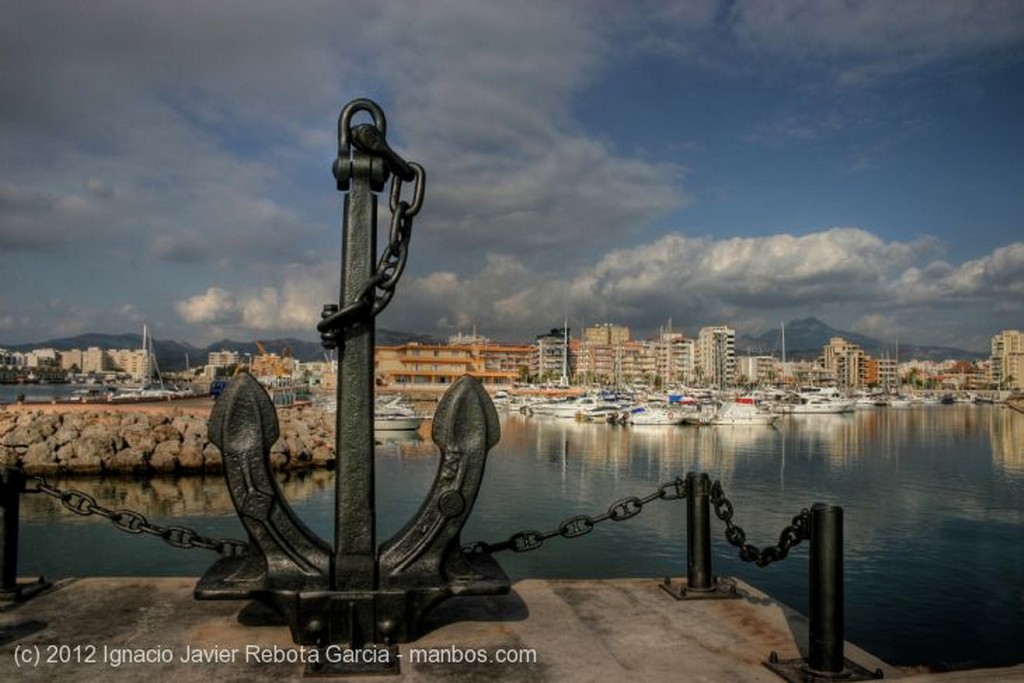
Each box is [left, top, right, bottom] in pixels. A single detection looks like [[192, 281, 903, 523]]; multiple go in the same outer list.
[[561, 317, 568, 386], [781, 322, 786, 387], [142, 324, 149, 383]]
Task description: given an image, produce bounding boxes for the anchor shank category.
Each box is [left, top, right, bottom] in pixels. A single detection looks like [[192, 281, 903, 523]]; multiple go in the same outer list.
[[334, 153, 378, 591]]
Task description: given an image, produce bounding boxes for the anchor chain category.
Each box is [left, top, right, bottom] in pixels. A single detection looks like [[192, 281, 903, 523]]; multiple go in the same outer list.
[[318, 113, 425, 348], [27, 475, 249, 557], [709, 480, 811, 567], [464, 477, 686, 554]]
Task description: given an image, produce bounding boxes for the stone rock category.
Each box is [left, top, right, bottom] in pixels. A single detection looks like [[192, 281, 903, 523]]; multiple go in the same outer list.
[[23, 440, 56, 471], [53, 425, 81, 447], [150, 439, 181, 472], [122, 425, 156, 454], [65, 435, 109, 474], [178, 444, 205, 471], [1, 424, 44, 447], [105, 446, 150, 474]]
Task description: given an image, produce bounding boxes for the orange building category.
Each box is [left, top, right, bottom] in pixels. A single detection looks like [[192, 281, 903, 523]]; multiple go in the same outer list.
[[375, 341, 532, 386]]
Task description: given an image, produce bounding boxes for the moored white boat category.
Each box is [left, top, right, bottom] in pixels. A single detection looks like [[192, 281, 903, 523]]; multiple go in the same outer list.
[[373, 396, 425, 431], [683, 397, 778, 425], [628, 406, 685, 425], [774, 388, 855, 414]]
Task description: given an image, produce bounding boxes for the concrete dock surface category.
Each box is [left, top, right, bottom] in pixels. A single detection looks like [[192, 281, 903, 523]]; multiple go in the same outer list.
[[2, 576, 1022, 682]]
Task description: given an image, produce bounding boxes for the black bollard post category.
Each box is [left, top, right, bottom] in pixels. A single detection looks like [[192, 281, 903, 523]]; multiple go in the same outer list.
[[662, 472, 737, 600], [0, 466, 48, 603], [687, 472, 712, 591], [0, 466, 22, 594], [808, 502, 844, 675], [765, 502, 882, 681]]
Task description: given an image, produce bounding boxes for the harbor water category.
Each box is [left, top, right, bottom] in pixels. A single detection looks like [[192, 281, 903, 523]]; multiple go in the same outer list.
[[12, 401, 1024, 670]]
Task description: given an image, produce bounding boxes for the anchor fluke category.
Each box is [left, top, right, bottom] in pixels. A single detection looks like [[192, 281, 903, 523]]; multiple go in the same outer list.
[[195, 371, 331, 600], [379, 375, 508, 594]]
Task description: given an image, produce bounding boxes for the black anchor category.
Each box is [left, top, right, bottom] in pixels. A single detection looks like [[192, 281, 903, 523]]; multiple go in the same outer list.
[[195, 99, 509, 653]]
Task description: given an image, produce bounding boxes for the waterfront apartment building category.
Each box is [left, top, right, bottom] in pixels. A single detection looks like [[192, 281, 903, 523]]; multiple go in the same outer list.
[[735, 355, 778, 385], [650, 332, 696, 386], [532, 327, 571, 384], [59, 346, 122, 375], [376, 341, 532, 386], [59, 348, 84, 372], [990, 330, 1024, 390], [864, 356, 897, 390], [584, 323, 630, 346], [572, 325, 631, 385], [696, 326, 735, 388], [820, 337, 869, 389], [208, 350, 241, 368]]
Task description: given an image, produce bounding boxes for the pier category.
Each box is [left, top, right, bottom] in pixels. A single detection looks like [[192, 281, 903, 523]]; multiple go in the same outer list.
[[4, 575, 1023, 681]]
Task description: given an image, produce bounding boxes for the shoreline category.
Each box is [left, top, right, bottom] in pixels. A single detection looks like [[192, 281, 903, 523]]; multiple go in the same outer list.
[[0, 400, 336, 476]]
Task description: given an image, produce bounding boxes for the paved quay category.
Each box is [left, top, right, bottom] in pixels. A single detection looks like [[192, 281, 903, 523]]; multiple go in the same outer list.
[[3, 577, 1022, 682]]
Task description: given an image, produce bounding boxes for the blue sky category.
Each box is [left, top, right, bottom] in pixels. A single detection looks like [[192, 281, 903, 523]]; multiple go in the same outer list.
[[1, 1, 1022, 352]]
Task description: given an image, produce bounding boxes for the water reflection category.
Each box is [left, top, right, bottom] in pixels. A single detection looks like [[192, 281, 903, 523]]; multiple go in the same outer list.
[[990, 406, 1024, 474], [15, 404, 1024, 669]]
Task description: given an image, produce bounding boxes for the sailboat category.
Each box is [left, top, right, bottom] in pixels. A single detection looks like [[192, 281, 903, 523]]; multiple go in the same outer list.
[[888, 338, 911, 408], [112, 325, 186, 401]]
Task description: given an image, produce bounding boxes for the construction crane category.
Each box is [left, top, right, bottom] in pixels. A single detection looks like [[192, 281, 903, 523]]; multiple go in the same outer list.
[[252, 340, 294, 378]]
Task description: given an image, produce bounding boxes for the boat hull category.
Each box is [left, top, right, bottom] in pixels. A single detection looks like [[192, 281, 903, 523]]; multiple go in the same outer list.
[[374, 416, 424, 432]]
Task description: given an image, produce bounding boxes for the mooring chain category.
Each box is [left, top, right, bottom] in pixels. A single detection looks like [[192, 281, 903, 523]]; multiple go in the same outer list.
[[708, 480, 811, 567], [464, 477, 687, 554], [318, 115, 425, 348], [364, 159, 424, 318], [26, 475, 249, 557]]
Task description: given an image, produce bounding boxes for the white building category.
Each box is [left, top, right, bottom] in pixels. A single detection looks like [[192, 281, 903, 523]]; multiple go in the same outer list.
[[696, 326, 735, 388]]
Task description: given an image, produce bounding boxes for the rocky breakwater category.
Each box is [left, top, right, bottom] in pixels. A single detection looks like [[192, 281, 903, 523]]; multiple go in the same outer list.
[[0, 405, 337, 475]]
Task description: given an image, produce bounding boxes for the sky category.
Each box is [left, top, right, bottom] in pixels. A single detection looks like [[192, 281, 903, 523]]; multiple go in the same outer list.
[[2, 1, 1023, 353]]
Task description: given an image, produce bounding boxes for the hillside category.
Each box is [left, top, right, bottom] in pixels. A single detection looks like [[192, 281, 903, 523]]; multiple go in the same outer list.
[[738, 317, 984, 361]]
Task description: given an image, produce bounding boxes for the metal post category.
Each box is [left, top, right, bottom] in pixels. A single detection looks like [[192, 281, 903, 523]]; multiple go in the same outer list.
[[662, 471, 737, 600], [687, 472, 712, 591], [0, 466, 48, 603], [808, 502, 844, 675], [0, 466, 22, 592], [765, 502, 881, 681]]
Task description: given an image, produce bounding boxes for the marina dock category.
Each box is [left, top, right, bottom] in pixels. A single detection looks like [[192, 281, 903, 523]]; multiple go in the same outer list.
[[3, 576, 1022, 682]]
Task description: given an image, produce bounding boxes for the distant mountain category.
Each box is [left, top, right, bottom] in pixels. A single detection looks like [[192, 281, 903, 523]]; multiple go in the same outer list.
[[8, 328, 441, 371], [738, 317, 984, 361]]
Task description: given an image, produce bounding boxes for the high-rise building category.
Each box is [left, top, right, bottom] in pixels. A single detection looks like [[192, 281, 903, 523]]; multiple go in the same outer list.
[[532, 327, 571, 384], [83, 347, 110, 374], [208, 350, 241, 368], [990, 330, 1024, 390], [584, 323, 630, 346], [696, 326, 735, 388], [820, 337, 868, 388]]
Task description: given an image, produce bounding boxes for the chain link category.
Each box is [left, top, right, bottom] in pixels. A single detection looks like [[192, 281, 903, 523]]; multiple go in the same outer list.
[[709, 479, 810, 567], [463, 477, 686, 555], [27, 475, 249, 557], [318, 116, 425, 348]]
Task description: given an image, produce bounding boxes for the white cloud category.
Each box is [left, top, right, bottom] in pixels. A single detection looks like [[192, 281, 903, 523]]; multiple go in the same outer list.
[[174, 287, 240, 326], [378, 229, 1021, 350]]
